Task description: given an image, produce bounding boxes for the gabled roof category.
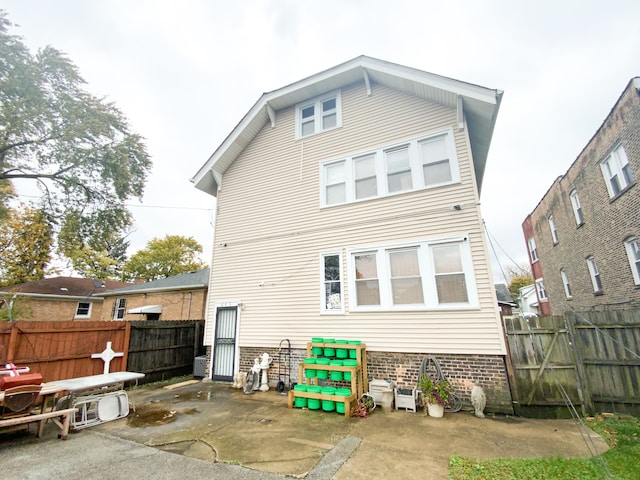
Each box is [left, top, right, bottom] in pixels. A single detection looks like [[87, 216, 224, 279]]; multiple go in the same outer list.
[[495, 284, 516, 305], [191, 55, 503, 197], [0, 277, 131, 300], [100, 269, 210, 296]]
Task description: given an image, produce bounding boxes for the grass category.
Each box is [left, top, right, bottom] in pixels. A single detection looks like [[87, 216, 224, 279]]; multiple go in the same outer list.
[[449, 414, 640, 480]]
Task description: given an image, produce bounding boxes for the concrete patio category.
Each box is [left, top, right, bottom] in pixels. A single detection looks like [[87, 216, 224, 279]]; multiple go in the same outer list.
[[0, 379, 608, 479]]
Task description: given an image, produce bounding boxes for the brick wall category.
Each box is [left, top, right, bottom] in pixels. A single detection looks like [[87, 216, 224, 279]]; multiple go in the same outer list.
[[101, 289, 207, 321], [237, 346, 514, 414], [525, 78, 640, 313], [13, 297, 105, 321]]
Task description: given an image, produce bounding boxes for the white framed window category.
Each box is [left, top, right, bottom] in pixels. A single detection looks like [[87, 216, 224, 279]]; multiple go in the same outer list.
[[75, 302, 92, 318], [385, 146, 413, 193], [600, 144, 634, 198], [569, 190, 584, 225], [321, 253, 344, 313], [348, 237, 477, 311], [420, 134, 453, 187], [389, 248, 424, 305], [324, 160, 346, 205], [296, 90, 341, 139], [114, 297, 126, 320], [354, 154, 377, 199], [321, 129, 460, 206], [560, 269, 572, 299], [527, 237, 538, 262], [548, 215, 559, 244], [586, 256, 603, 293], [624, 237, 640, 285], [535, 278, 547, 301]]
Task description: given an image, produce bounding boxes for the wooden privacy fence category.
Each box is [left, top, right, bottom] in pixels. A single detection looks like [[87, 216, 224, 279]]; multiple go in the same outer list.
[[0, 320, 205, 385], [127, 320, 205, 384], [0, 321, 130, 381], [504, 309, 640, 416]]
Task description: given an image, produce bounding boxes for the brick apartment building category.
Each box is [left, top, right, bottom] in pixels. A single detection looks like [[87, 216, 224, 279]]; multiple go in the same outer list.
[[522, 77, 640, 315]]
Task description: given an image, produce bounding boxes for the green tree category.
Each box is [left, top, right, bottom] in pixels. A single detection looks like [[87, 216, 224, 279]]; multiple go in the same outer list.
[[57, 208, 131, 280], [508, 275, 534, 300], [124, 235, 207, 281], [0, 204, 54, 286], [0, 11, 151, 268]]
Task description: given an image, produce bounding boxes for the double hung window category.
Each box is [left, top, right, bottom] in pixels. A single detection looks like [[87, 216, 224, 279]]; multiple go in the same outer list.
[[114, 298, 126, 320], [560, 269, 572, 299], [600, 145, 634, 198], [385, 146, 412, 193], [348, 238, 476, 311], [296, 91, 341, 139], [586, 256, 603, 293], [624, 237, 640, 285], [527, 237, 538, 262], [535, 279, 547, 301], [321, 254, 344, 312], [75, 302, 92, 318], [569, 190, 584, 225], [420, 135, 452, 186], [321, 130, 459, 206], [548, 215, 559, 244]]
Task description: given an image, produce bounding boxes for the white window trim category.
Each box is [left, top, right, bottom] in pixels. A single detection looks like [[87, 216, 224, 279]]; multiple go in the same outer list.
[[347, 236, 478, 312], [535, 278, 547, 302], [548, 215, 558, 244], [320, 252, 344, 314], [114, 297, 126, 320], [75, 301, 93, 319], [600, 144, 633, 198], [560, 269, 572, 299], [295, 90, 342, 140], [624, 237, 640, 285], [320, 129, 460, 207], [569, 190, 584, 226], [586, 256, 603, 293], [528, 237, 538, 263]]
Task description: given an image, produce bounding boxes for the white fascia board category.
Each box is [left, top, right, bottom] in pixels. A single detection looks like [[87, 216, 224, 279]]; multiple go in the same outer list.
[[192, 56, 501, 196], [0, 292, 103, 301], [100, 284, 207, 296], [359, 57, 500, 105]]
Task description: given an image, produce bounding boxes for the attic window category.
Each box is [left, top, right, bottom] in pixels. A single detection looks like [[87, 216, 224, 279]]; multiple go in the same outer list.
[[296, 90, 342, 139]]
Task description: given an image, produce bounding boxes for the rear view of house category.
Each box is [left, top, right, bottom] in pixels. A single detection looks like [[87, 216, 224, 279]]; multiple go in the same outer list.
[[193, 56, 512, 412]]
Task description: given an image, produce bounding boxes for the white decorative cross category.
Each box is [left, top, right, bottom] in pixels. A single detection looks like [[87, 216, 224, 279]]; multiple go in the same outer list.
[[91, 341, 124, 374]]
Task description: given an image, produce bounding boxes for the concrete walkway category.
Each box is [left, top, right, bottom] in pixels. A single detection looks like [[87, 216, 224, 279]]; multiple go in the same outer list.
[[0, 380, 608, 479]]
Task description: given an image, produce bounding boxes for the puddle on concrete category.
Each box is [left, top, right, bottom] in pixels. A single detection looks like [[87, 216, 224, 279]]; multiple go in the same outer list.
[[128, 405, 178, 427], [171, 390, 216, 402]]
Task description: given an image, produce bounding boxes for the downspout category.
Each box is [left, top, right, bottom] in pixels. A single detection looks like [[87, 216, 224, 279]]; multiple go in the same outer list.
[[187, 292, 192, 320]]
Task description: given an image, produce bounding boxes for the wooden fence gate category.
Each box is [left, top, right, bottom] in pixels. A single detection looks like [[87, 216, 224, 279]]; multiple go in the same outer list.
[[504, 310, 640, 417]]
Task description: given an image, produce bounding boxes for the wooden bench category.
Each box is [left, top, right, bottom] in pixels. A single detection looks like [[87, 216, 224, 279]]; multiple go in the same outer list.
[[0, 408, 78, 440]]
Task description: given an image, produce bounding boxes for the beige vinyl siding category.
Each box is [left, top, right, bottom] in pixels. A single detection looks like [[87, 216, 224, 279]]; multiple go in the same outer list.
[[207, 81, 504, 355]]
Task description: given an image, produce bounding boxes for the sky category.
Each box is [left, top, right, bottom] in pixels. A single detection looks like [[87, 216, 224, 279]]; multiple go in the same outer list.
[[3, 0, 640, 284]]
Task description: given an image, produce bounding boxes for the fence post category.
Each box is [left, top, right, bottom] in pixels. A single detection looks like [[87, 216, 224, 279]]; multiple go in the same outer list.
[[564, 311, 594, 415], [7, 323, 19, 364], [501, 316, 521, 414], [122, 321, 132, 371]]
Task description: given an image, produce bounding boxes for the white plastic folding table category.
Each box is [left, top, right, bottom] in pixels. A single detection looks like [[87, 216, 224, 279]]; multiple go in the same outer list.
[[48, 371, 144, 430]]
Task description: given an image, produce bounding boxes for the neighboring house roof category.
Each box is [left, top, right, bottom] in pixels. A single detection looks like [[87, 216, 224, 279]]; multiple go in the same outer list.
[[495, 284, 516, 306], [191, 55, 503, 197], [0, 277, 131, 301], [100, 269, 210, 296]]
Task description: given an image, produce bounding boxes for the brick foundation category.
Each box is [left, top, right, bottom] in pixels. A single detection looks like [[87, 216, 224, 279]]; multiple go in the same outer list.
[[234, 346, 514, 414]]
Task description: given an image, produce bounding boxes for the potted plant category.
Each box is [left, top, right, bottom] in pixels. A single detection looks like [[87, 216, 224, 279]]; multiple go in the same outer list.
[[417, 375, 452, 417]]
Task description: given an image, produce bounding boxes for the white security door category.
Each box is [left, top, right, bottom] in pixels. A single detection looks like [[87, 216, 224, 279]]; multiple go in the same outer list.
[[212, 306, 237, 381]]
